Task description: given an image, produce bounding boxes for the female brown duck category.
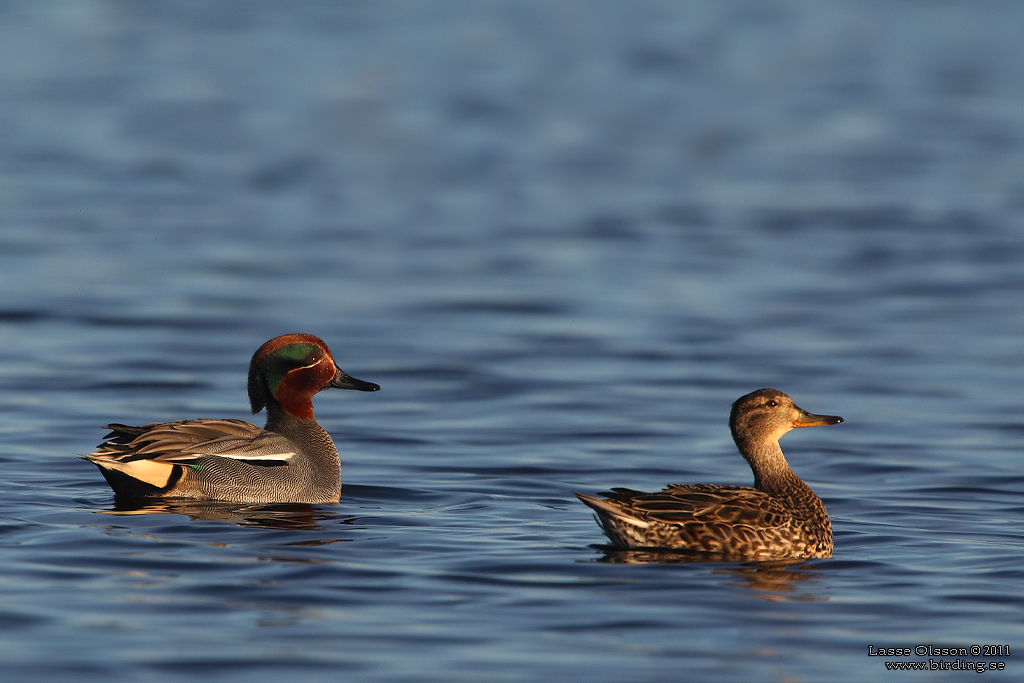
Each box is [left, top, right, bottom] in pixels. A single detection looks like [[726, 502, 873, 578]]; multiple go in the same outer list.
[[576, 389, 843, 560]]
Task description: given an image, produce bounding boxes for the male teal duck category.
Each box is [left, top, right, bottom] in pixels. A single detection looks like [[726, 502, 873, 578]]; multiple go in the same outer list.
[[576, 388, 842, 560], [84, 333, 379, 504]]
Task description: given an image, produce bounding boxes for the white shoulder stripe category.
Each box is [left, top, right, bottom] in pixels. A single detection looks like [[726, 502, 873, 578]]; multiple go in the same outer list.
[[217, 451, 296, 461], [160, 451, 296, 464]]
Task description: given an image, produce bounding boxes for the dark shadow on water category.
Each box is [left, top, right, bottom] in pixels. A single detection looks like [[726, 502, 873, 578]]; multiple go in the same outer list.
[[100, 497, 357, 531], [589, 545, 828, 599]]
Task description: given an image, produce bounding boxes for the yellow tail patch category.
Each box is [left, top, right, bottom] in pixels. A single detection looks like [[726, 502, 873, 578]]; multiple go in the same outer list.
[[99, 459, 176, 489]]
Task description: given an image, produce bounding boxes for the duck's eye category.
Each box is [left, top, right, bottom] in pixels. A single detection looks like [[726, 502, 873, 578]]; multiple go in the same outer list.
[[307, 354, 320, 365], [766, 400, 778, 407]]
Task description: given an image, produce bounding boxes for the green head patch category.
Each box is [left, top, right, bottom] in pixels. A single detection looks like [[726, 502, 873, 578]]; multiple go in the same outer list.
[[262, 343, 324, 395], [248, 340, 329, 413]]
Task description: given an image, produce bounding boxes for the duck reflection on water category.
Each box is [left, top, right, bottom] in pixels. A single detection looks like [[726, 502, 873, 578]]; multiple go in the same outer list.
[[99, 497, 358, 532], [591, 547, 827, 598]]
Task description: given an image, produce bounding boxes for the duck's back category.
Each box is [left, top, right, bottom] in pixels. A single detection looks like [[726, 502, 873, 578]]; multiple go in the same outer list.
[[577, 484, 832, 559], [86, 419, 342, 504]]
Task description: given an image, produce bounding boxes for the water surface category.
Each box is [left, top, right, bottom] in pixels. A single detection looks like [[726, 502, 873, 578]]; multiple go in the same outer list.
[[1, 2, 1022, 681]]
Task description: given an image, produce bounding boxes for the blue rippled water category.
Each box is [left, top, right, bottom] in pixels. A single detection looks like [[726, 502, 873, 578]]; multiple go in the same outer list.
[[1, 2, 1022, 681]]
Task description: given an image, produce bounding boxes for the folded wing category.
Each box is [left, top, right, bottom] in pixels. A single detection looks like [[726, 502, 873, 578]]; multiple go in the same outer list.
[[91, 419, 296, 467]]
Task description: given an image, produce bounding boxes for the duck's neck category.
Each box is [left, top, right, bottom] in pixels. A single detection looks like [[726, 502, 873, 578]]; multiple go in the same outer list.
[[738, 436, 830, 529], [738, 438, 812, 499], [265, 402, 299, 431], [265, 402, 324, 443]]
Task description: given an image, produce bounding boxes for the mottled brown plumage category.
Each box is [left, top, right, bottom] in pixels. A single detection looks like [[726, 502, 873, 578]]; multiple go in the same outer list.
[[576, 388, 842, 560]]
